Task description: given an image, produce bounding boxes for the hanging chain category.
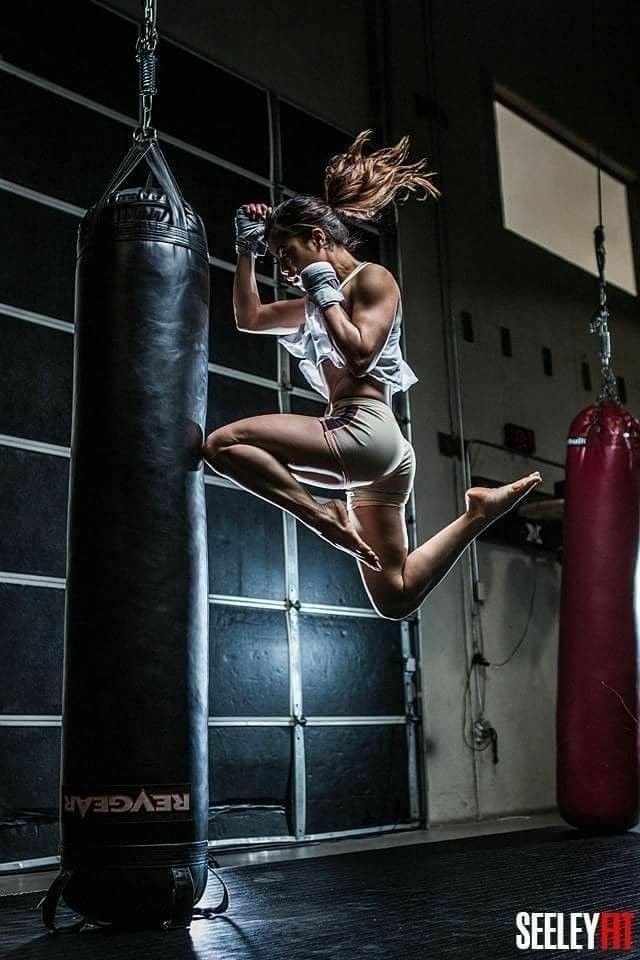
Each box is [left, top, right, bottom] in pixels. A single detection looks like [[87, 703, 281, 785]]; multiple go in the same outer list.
[[589, 0, 619, 406], [133, 0, 158, 142], [589, 221, 620, 405]]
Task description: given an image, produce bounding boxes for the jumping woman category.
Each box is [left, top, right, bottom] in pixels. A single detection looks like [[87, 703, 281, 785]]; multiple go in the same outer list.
[[202, 130, 542, 620]]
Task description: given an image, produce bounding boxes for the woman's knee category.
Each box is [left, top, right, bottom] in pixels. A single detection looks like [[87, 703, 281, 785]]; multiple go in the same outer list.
[[202, 425, 237, 465], [364, 571, 412, 620], [372, 596, 414, 620]]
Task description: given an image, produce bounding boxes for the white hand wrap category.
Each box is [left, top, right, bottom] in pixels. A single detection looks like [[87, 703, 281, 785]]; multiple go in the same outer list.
[[234, 208, 268, 257], [299, 262, 344, 310]]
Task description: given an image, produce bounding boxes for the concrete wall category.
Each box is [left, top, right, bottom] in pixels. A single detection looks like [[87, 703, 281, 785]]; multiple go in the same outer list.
[[419, 0, 639, 823], [383, 0, 639, 826], [108, 0, 639, 825]]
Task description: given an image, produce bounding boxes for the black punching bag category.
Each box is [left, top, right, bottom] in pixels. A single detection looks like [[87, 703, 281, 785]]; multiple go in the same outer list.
[[42, 141, 211, 930]]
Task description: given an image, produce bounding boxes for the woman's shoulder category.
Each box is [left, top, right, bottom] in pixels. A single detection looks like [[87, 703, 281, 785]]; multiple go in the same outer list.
[[352, 262, 400, 300]]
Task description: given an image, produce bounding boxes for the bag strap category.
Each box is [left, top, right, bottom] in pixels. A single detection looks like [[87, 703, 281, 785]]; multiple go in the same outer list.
[[39, 870, 87, 934], [95, 140, 188, 230], [339, 261, 369, 290]]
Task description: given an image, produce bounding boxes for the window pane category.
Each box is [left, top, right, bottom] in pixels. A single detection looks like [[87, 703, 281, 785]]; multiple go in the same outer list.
[[305, 725, 409, 832], [290, 395, 325, 417], [206, 375, 278, 432], [0, 313, 73, 446], [301, 615, 404, 716], [0, 447, 69, 578], [290, 352, 317, 392], [210, 269, 277, 380], [0, 812, 59, 864], [154, 42, 270, 177], [495, 101, 637, 295], [205, 485, 285, 600], [210, 726, 291, 802], [0, 583, 64, 715], [207, 803, 288, 842], [0, 192, 77, 319], [297, 524, 371, 608], [209, 607, 289, 716], [280, 102, 352, 195], [0, 727, 61, 810]]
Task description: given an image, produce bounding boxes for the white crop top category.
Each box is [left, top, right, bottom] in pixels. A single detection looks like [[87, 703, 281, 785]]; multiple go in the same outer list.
[[278, 261, 418, 403]]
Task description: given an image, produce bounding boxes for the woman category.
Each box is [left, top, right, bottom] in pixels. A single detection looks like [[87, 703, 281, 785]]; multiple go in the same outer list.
[[202, 130, 541, 620]]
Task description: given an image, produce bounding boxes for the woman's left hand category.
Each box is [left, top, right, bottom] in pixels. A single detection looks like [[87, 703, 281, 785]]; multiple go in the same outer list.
[[299, 262, 344, 310]]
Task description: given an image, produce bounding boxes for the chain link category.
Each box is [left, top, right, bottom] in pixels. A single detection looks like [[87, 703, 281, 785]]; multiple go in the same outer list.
[[134, 0, 159, 143], [589, 224, 620, 405]]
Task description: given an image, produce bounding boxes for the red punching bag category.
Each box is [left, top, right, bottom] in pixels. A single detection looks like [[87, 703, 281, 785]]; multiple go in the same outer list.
[[557, 400, 640, 830]]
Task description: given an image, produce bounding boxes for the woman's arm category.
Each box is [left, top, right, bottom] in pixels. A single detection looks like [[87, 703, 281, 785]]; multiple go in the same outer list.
[[233, 253, 306, 334], [313, 265, 399, 376]]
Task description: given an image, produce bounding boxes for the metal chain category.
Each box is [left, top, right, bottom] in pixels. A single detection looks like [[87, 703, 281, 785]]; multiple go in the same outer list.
[[589, 223, 620, 404], [590, 0, 619, 407], [134, 0, 159, 142]]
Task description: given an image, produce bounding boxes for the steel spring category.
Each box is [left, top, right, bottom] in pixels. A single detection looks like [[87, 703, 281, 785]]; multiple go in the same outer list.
[[137, 49, 157, 95]]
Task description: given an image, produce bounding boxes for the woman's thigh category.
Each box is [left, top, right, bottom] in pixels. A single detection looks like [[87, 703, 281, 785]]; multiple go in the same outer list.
[[290, 468, 346, 490], [206, 413, 345, 483]]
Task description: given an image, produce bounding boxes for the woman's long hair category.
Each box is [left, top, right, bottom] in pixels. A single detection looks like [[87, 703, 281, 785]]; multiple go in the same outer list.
[[264, 128, 440, 253], [324, 128, 440, 219]]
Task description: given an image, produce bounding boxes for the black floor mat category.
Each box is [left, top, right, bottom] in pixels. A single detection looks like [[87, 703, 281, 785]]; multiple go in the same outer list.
[[2, 826, 639, 959]]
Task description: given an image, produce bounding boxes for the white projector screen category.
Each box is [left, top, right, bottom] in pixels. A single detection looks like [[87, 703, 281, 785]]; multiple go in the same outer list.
[[494, 101, 637, 296]]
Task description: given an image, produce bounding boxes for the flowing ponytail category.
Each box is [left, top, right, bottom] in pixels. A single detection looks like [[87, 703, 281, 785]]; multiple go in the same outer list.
[[263, 129, 439, 253], [323, 129, 440, 220]]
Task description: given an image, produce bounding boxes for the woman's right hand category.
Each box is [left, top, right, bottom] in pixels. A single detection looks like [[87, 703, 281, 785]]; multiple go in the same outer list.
[[240, 202, 272, 221], [234, 203, 273, 257]]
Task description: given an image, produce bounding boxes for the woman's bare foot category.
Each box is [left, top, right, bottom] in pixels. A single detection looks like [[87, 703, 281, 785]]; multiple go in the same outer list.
[[314, 499, 382, 571], [465, 472, 543, 525]]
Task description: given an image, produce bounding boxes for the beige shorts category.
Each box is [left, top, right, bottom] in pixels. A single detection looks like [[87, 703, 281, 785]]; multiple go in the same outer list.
[[319, 396, 416, 508]]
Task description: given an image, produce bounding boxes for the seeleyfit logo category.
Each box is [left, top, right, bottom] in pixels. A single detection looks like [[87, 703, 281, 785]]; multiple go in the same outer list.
[[63, 784, 191, 822], [515, 912, 635, 951]]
